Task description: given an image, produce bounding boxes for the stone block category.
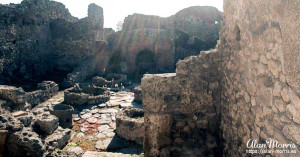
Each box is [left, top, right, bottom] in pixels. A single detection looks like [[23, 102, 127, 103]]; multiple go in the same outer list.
[[133, 86, 142, 103], [0, 85, 27, 104], [92, 76, 111, 87], [34, 113, 59, 135], [144, 113, 172, 156], [49, 104, 74, 128], [141, 73, 179, 112], [116, 108, 144, 145], [7, 128, 45, 157], [45, 127, 71, 149]]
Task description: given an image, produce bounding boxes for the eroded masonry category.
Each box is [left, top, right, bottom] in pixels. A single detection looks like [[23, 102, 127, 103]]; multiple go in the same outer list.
[[142, 0, 300, 156], [1, 0, 300, 156]]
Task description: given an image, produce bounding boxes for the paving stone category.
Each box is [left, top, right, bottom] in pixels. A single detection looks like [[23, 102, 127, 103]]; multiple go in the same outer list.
[[95, 137, 126, 150], [94, 113, 101, 118], [81, 127, 88, 133], [96, 133, 106, 139], [98, 103, 106, 108], [83, 151, 139, 157], [98, 125, 110, 132], [97, 118, 112, 125], [81, 113, 92, 119], [99, 108, 119, 114], [66, 147, 83, 156], [86, 135, 94, 142], [74, 117, 81, 121], [121, 148, 141, 155], [102, 128, 115, 134], [101, 114, 110, 118], [77, 119, 86, 124], [87, 117, 98, 124], [105, 132, 115, 138], [76, 132, 85, 138], [120, 103, 133, 109], [91, 109, 99, 114], [95, 138, 112, 150]]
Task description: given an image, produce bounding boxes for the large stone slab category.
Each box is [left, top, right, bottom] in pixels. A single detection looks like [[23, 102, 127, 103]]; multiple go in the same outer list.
[[83, 151, 140, 157]]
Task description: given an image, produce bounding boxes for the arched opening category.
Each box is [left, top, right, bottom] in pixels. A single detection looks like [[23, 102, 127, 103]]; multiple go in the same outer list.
[[106, 50, 122, 73], [134, 50, 156, 81]]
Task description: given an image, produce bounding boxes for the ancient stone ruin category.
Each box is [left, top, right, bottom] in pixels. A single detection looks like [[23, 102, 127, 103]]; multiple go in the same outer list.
[[1, 0, 300, 156], [142, 52, 221, 156], [0, 81, 58, 111], [64, 83, 110, 106], [140, 0, 300, 156], [106, 7, 222, 81], [116, 108, 144, 145]]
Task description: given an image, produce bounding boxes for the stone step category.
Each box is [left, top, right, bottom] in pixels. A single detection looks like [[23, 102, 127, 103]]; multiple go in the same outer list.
[[82, 151, 142, 157]]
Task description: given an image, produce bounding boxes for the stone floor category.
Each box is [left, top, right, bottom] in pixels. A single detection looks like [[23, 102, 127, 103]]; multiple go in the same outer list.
[[64, 90, 144, 156], [32, 88, 144, 156]]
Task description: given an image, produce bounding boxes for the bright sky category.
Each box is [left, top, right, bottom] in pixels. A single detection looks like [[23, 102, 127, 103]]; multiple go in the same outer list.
[[1, 0, 223, 30]]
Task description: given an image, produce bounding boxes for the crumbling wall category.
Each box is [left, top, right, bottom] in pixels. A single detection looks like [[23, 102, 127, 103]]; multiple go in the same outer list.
[[142, 50, 222, 156], [0, 81, 58, 111], [220, 0, 300, 156], [51, 3, 105, 73], [122, 6, 222, 41], [173, 6, 222, 62], [107, 6, 222, 82], [0, 1, 106, 87], [142, 0, 300, 156], [0, 0, 76, 85], [122, 14, 172, 30], [107, 29, 175, 78], [173, 6, 222, 45]]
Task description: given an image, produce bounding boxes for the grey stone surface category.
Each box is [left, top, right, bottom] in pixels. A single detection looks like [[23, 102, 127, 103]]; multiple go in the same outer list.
[[49, 104, 74, 128], [92, 76, 111, 87], [66, 146, 83, 156], [64, 84, 110, 106], [34, 113, 59, 135], [116, 108, 144, 145], [82, 151, 140, 157], [0, 0, 77, 85], [7, 128, 45, 157], [133, 86, 142, 103], [45, 127, 71, 148]]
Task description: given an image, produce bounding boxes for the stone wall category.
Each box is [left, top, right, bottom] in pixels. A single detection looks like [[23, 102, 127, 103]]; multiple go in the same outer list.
[[173, 6, 222, 44], [220, 0, 300, 156], [142, 0, 300, 156], [106, 6, 222, 81], [0, 0, 76, 85], [122, 6, 222, 41], [107, 29, 175, 80], [173, 6, 222, 62], [142, 50, 222, 156], [0, 0, 105, 87], [0, 81, 58, 111], [122, 14, 172, 30]]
